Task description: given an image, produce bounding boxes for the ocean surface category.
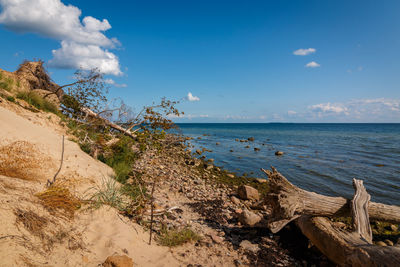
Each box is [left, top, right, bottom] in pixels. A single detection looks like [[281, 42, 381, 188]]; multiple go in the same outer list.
[[175, 123, 400, 206]]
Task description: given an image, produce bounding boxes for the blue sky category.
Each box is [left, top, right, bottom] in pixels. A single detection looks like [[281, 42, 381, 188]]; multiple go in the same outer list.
[[0, 0, 399, 122]]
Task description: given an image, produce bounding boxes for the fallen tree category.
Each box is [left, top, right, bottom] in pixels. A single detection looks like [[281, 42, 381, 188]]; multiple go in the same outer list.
[[261, 167, 400, 233], [261, 167, 400, 267]]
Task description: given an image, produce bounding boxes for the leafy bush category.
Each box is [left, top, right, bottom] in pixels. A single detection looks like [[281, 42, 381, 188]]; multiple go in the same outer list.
[[16, 91, 60, 115], [102, 136, 138, 183], [6, 96, 15, 102]]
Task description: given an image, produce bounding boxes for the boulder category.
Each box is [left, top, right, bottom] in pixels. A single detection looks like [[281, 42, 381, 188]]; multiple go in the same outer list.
[[275, 151, 284, 156], [240, 240, 260, 253], [254, 147, 260, 151], [238, 209, 262, 227], [238, 185, 259, 201], [248, 137, 255, 141], [102, 254, 133, 267], [227, 174, 235, 178]]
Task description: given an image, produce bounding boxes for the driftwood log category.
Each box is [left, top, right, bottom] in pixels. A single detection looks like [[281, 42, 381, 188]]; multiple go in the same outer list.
[[262, 167, 400, 266], [261, 167, 400, 233]]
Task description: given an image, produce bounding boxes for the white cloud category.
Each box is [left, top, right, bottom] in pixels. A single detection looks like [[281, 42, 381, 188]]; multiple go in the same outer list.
[[309, 103, 349, 114], [287, 110, 297, 115], [49, 41, 121, 75], [187, 92, 200, 102], [305, 61, 320, 68], [293, 48, 316, 56], [0, 0, 121, 75], [168, 113, 208, 119], [104, 78, 127, 88], [308, 98, 400, 121]]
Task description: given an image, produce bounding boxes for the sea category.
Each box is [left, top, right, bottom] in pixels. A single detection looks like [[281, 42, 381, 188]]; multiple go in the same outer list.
[[175, 123, 400, 206]]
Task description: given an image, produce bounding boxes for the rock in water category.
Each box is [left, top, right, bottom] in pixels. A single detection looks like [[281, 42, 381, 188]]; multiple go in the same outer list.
[[102, 255, 133, 267], [238, 209, 262, 227], [275, 151, 284, 156], [238, 185, 259, 201]]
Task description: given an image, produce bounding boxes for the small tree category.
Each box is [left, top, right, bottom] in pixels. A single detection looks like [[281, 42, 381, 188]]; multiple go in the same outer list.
[[59, 68, 109, 117]]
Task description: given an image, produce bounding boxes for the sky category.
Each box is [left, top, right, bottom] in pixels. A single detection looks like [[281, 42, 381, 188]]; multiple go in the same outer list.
[[0, 0, 399, 122]]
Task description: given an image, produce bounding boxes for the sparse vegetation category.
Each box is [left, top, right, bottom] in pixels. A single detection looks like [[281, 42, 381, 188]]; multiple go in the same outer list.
[[87, 176, 127, 210], [14, 209, 48, 237], [0, 141, 52, 181], [35, 186, 81, 219], [0, 72, 14, 92], [157, 226, 201, 247], [6, 96, 15, 102], [16, 91, 60, 115]]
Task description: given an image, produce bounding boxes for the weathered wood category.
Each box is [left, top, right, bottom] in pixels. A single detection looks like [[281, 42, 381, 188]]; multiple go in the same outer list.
[[351, 179, 372, 243], [261, 167, 400, 233], [298, 216, 400, 267], [81, 107, 136, 139]]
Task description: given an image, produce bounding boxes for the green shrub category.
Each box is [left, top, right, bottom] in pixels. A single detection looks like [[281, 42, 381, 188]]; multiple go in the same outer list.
[[158, 227, 201, 247], [103, 136, 138, 183], [16, 91, 60, 115], [6, 96, 15, 102]]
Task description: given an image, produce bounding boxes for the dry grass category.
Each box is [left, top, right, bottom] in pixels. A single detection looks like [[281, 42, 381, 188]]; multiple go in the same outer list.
[[35, 186, 81, 219], [0, 141, 53, 181], [14, 209, 48, 237]]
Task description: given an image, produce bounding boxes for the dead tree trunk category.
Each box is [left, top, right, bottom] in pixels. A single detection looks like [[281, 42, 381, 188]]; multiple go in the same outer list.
[[80, 107, 136, 139], [262, 167, 400, 266], [261, 167, 400, 233]]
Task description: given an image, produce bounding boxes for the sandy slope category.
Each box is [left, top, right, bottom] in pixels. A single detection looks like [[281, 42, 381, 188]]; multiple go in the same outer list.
[[0, 100, 180, 266]]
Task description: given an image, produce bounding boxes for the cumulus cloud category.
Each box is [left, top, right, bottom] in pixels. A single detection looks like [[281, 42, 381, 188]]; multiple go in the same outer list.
[[0, 0, 121, 75], [293, 48, 316, 56], [187, 92, 200, 102], [104, 78, 127, 88], [305, 61, 320, 68], [287, 110, 297, 115]]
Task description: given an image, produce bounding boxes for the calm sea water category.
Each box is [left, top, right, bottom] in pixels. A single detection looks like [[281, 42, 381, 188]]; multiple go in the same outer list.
[[175, 123, 400, 205]]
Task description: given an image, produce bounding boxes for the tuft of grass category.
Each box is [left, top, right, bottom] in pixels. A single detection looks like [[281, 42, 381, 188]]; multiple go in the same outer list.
[[36, 186, 81, 219], [0, 73, 14, 92], [16, 91, 60, 115], [6, 96, 15, 102], [158, 226, 201, 247], [0, 141, 50, 181], [87, 176, 127, 210]]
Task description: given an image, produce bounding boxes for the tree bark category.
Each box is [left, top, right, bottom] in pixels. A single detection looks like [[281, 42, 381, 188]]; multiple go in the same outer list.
[[261, 167, 400, 233], [297, 216, 400, 267]]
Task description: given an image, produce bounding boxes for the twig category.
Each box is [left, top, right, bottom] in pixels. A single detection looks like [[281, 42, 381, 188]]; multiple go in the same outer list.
[[149, 180, 156, 245], [47, 135, 65, 187]]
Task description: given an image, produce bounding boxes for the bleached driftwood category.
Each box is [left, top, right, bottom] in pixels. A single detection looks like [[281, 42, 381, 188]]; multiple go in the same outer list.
[[261, 167, 400, 233], [262, 167, 400, 266]]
